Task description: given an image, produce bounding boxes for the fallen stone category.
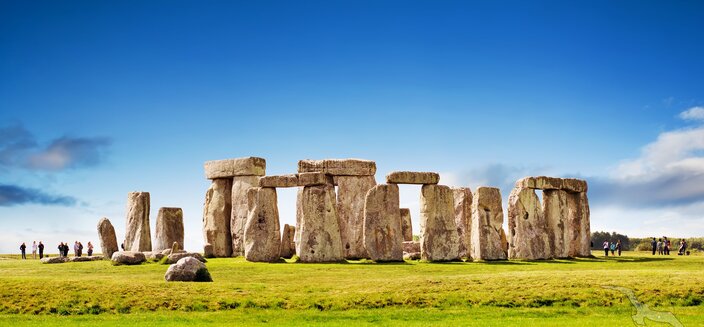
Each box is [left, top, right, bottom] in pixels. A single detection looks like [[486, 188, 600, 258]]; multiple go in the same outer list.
[[165, 257, 213, 282], [259, 174, 299, 188], [204, 157, 266, 179], [452, 187, 473, 259], [244, 187, 281, 262], [298, 159, 376, 176], [386, 171, 440, 185], [337, 175, 376, 259], [470, 187, 507, 260], [148, 252, 165, 261], [231, 175, 260, 256], [403, 252, 421, 260], [280, 224, 296, 259], [111, 251, 147, 265], [363, 184, 404, 261], [507, 187, 550, 260], [297, 184, 344, 262], [124, 192, 152, 252], [403, 241, 420, 253], [154, 207, 184, 252], [97, 217, 119, 260], [420, 184, 460, 261], [166, 252, 207, 264], [298, 172, 333, 186], [41, 257, 69, 264], [202, 179, 232, 257], [400, 208, 413, 242]]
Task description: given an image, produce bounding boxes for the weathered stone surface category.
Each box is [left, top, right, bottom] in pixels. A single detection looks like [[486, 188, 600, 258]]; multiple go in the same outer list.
[[204, 157, 266, 179], [298, 159, 376, 176], [154, 207, 184, 252], [298, 172, 333, 186], [420, 184, 460, 261], [386, 171, 440, 185], [507, 188, 550, 260], [243, 187, 281, 262], [337, 175, 376, 259], [470, 187, 507, 260], [500, 228, 509, 257], [516, 176, 588, 193], [404, 252, 421, 260], [566, 192, 591, 257], [543, 189, 569, 258], [202, 179, 232, 258], [97, 217, 118, 260], [165, 257, 212, 282], [111, 251, 147, 265], [203, 243, 214, 258], [294, 187, 303, 251], [279, 224, 296, 259], [400, 208, 413, 242], [166, 252, 206, 264], [577, 192, 591, 256], [363, 184, 403, 261], [297, 184, 344, 262], [452, 188, 472, 259], [403, 241, 420, 253], [259, 174, 299, 188], [231, 175, 260, 256], [148, 252, 165, 261], [124, 192, 151, 252], [41, 257, 69, 264], [562, 178, 588, 193]]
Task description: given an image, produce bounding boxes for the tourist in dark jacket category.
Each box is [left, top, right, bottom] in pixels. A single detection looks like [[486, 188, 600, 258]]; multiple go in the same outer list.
[[20, 243, 27, 259], [650, 238, 657, 255], [87, 242, 94, 256], [38, 241, 45, 259]]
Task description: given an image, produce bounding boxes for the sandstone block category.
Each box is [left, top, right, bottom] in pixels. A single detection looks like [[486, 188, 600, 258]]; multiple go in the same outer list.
[[543, 189, 569, 258], [400, 208, 413, 242], [280, 224, 296, 259], [297, 184, 344, 262], [420, 184, 461, 261], [470, 187, 507, 260], [507, 188, 550, 260], [403, 241, 420, 253], [204, 157, 266, 179], [97, 217, 118, 260], [565, 192, 591, 257], [244, 187, 281, 262], [562, 178, 588, 193], [166, 252, 207, 264], [41, 257, 69, 264], [202, 179, 232, 257], [298, 172, 333, 186], [155, 207, 184, 252], [124, 192, 151, 252], [386, 171, 440, 185], [404, 252, 421, 260], [111, 251, 146, 265], [165, 257, 212, 282], [231, 176, 260, 256], [337, 175, 376, 259], [298, 159, 376, 176], [452, 187, 472, 259], [363, 184, 404, 261], [516, 176, 563, 190], [259, 174, 299, 188]]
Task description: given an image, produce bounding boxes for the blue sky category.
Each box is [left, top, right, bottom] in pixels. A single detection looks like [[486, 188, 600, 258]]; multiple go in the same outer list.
[[1, 1, 703, 253]]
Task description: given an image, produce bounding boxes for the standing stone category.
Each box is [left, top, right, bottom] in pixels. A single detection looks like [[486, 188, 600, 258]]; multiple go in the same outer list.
[[452, 187, 472, 259], [363, 184, 403, 261], [337, 175, 376, 259], [420, 184, 460, 261], [470, 187, 507, 260], [97, 217, 118, 259], [577, 192, 591, 256], [280, 224, 296, 259], [202, 179, 232, 257], [231, 176, 260, 256], [507, 188, 550, 260], [565, 191, 591, 257], [243, 187, 281, 262], [155, 208, 184, 252], [400, 208, 413, 241], [500, 228, 509, 257], [543, 189, 569, 258], [294, 187, 303, 253], [297, 184, 344, 262], [124, 192, 151, 252]]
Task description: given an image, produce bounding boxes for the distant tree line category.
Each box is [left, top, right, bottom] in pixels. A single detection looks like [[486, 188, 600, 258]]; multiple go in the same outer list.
[[590, 231, 704, 251]]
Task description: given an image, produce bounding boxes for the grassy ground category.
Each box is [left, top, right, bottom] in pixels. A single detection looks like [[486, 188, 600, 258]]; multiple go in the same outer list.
[[0, 251, 702, 326]]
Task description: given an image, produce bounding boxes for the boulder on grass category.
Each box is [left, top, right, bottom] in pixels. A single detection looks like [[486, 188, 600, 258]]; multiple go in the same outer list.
[[166, 252, 206, 264], [164, 257, 213, 282], [111, 251, 147, 265], [41, 257, 69, 264]]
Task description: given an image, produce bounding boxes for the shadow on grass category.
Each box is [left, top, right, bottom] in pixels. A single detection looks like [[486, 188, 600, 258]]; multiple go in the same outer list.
[[576, 256, 675, 263]]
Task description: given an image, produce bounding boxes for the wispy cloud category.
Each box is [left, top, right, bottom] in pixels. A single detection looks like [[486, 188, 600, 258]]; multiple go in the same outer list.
[[678, 106, 704, 121], [0, 184, 77, 207], [0, 124, 111, 171]]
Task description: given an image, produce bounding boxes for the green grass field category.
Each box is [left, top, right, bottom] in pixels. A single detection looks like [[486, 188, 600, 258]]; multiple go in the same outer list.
[[1, 251, 702, 326]]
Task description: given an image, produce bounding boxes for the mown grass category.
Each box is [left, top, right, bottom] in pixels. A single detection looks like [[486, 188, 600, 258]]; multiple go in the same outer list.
[[0, 251, 702, 325]]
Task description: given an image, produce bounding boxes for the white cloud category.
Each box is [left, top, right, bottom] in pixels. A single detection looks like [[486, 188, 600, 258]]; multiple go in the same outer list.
[[678, 106, 704, 121]]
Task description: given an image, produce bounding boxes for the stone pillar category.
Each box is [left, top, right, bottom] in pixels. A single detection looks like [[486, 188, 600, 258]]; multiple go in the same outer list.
[[470, 187, 506, 260], [294, 187, 303, 254], [202, 179, 232, 257], [400, 208, 413, 242], [231, 175, 262, 256], [543, 189, 569, 258], [337, 175, 376, 259], [154, 207, 184, 252], [97, 217, 118, 259], [566, 192, 591, 257], [243, 187, 281, 262], [507, 188, 550, 260], [420, 184, 460, 261], [124, 192, 151, 252], [452, 187, 472, 259], [280, 224, 296, 259], [297, 183, 344, 262], [363, 184, 403, 261]]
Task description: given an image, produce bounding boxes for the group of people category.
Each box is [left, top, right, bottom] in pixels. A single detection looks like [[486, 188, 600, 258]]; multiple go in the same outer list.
[[602, 239, 623, 256], [18, 241, 94, 259], [650, 237, 688, 255]]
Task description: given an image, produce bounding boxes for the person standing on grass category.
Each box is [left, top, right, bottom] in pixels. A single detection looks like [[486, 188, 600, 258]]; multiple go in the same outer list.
[[603, 240, 609, 256], [32, 241, 37, 259], [64, 242, 70, 257], [87, 242, 94, 256], [663, 237, 670, 255], [616, 240, 622, 256], [73, 241, 79, 257], [78, 242, 84, 257], [651, 237, 657, 255], [610, 242, 616, 256], [20, 242, 27, 259], [38, 241, 44, 259]]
